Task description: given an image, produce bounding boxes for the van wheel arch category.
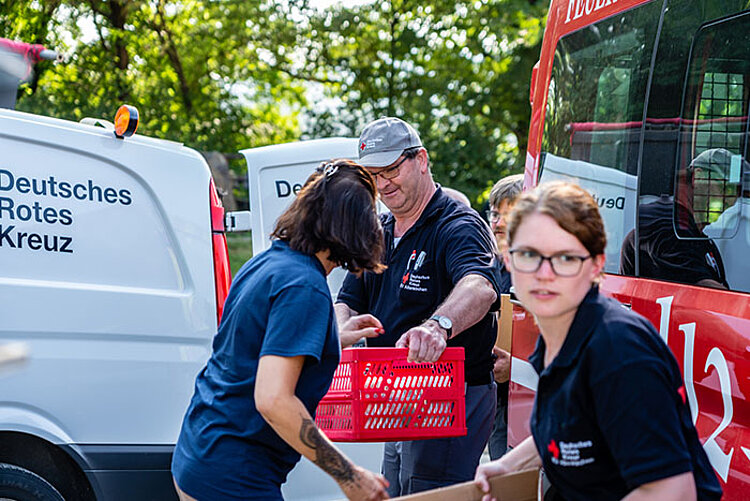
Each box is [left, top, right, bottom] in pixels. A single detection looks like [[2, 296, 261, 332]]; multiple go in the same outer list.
[[0, 432, 95, 501]]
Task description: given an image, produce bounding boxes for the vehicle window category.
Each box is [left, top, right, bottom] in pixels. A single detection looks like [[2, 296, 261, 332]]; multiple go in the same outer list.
[[633, 1, 750, 291], [675, 11, 750, 292], [538, 2, 661, 273]]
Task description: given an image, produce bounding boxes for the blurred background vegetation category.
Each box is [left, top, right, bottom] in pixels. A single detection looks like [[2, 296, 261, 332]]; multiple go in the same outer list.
[[2, 0, 548, 268]]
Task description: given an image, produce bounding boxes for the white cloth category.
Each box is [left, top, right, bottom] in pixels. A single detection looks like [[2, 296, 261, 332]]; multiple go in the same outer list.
[[704, 198, 750, 292]]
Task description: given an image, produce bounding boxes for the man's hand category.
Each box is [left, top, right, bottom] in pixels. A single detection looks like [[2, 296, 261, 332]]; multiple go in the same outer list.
[[339, 466, 390, 501], [339, 314, 384, 348], [396, 320, 447, 362], [492, 346, 510, 384]]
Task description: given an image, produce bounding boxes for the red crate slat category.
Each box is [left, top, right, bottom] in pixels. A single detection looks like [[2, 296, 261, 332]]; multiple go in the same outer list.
[[315, 347, 467, 442]]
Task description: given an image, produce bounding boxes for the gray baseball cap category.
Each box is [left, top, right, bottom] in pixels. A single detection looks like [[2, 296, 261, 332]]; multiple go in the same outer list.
[[689, 148, 734, 178], [358, 117, 423, 167]]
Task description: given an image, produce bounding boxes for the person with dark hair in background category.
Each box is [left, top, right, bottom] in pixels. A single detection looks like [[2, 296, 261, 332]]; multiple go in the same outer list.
[[171, 160, 390, 501], [476, 181, 721, 501], [486, 173, 524, 461], [336, 117, 502, 496]]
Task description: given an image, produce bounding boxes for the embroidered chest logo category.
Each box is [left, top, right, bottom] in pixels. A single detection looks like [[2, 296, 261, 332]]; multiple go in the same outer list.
[[400, 250, 430, 292], [548, 439, 595, 467], [547, 439, 560, 459]]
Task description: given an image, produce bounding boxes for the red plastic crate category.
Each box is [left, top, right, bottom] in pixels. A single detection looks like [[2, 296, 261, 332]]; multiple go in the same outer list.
[[315, 347, 466, 442]]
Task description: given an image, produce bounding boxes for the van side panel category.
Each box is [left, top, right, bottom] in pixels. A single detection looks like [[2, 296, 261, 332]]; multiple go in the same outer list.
[[0, 110, 217, 498]]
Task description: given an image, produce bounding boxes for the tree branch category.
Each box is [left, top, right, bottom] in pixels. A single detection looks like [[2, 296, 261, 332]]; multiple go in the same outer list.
[[150, 0, 193, 112]]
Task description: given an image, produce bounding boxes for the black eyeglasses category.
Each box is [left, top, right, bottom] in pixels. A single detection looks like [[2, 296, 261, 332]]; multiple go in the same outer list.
[[367, 147, 420, 181], [485, 210, 502, 222], [508, 249, 591, 277]]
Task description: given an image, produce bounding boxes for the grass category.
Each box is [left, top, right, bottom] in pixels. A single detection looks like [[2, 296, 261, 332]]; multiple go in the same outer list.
[[226, 232, 254, 277]]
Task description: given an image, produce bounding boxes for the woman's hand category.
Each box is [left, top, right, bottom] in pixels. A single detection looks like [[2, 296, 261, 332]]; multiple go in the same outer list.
[[474, 460, 512, 501], [474, 436, 541, 501], [339, 313, 384, 347], [339, 466, 389, 500]]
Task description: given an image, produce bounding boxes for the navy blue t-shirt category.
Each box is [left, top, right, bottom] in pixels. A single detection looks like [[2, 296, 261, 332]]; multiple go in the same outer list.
[[530, 287, 722, 500], [172, 240, 340, 500], [337, 187, 501, 385]]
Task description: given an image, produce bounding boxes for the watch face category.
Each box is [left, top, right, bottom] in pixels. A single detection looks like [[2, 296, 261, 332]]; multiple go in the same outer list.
[[438, 317, 452, 329]]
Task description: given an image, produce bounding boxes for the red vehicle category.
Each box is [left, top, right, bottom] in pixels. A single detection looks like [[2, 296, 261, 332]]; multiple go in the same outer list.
[[510, 1, 750, 499]]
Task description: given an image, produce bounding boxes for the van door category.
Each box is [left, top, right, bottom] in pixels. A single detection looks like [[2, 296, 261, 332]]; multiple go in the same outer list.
[[629, 4, 750, 495]]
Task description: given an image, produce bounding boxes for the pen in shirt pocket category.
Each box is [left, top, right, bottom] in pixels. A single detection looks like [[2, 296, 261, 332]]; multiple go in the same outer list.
[[414, 251, 427, 271]]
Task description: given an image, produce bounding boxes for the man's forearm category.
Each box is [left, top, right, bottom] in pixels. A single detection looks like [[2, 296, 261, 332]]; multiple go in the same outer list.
[[334, 302, 356, 328], [433, 274, 497, 338]]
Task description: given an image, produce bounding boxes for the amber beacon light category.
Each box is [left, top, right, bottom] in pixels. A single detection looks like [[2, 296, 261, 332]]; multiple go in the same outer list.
[[114, 105, 139, 138]]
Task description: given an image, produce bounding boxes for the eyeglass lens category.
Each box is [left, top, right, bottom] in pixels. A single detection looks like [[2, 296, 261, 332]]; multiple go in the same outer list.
[[510, 250, 588, 276], [369, 149, 419, 180]]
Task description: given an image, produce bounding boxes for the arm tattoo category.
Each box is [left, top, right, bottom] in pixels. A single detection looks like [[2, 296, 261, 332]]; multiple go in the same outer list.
[[299, 416, 355, 484]]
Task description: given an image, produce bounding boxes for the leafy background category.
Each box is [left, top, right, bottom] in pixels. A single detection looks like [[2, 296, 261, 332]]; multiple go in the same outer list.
[[2, 0, 547, 268]]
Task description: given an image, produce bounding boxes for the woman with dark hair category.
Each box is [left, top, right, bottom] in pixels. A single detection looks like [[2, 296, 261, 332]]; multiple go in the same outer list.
[[474, 182, 721, 501], [172, 160, 389, 501]]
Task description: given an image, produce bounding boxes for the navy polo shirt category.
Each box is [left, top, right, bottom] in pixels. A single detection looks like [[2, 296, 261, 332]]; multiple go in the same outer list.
[[337, 187, 502, 385], [530, 287, 722, 500], [172, 240, 340, 500], [620, 196, 728, 287]]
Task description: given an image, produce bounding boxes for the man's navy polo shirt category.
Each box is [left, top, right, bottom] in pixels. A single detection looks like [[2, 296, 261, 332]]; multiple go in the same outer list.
[[529, 287, 721, 500], [337, 187, 502, 385]]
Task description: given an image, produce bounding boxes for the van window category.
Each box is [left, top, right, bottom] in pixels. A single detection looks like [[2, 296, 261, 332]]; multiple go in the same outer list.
[[676, 11, 750, 292], [538, 1, 661, 273], [624, 3, 750, 291]]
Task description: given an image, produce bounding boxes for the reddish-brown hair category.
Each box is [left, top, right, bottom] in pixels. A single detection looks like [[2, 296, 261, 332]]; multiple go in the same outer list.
[[506, 181, 607, 257]]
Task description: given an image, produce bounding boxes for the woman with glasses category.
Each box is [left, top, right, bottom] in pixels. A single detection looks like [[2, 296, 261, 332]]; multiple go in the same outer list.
[[474, 182, 721, 501], [172, 160, 390, 501]]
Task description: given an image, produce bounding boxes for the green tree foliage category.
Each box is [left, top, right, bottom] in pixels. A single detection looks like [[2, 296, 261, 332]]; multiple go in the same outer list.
[[301, 0, 547, 205], [2, 0, 306, 152], [2, 0, 548, 206]]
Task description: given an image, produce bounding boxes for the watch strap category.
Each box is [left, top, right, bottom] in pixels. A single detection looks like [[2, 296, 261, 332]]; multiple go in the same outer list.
[[428, 315, 452, 339]]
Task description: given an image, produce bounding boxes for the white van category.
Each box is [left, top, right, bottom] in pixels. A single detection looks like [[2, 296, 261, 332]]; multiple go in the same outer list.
[[0, 106, 231, 500]]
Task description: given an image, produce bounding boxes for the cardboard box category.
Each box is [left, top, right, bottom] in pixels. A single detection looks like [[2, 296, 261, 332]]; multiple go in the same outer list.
[[394, 468, 539, 501], [496, 294, 513, 352]]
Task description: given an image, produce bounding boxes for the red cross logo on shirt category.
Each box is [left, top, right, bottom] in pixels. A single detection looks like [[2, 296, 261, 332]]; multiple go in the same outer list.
[[548, 439, 560, 459]]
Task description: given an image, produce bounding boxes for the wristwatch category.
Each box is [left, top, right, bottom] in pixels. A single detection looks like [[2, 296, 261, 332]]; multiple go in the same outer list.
[[428, 315, 453, 340]]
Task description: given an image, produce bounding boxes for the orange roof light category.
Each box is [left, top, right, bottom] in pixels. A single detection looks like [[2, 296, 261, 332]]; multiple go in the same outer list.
[[114, 105, 139, 138]]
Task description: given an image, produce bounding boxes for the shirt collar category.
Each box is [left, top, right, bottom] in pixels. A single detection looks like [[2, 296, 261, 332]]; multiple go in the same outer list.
[[528, 286, 604, 375], [382, 184, 449, 232], [272, 239, 327, 277]]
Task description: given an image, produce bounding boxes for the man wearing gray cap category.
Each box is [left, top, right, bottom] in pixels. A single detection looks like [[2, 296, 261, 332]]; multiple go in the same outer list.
[[335, 117, 501, 496], [620, 148, 728, 288]]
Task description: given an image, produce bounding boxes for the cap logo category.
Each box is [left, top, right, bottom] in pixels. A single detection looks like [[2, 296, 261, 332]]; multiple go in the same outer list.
[[360, 136, 384, 152]]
